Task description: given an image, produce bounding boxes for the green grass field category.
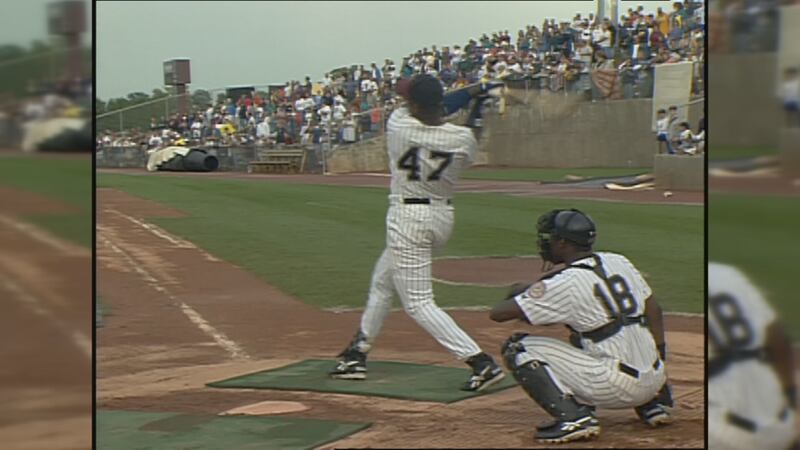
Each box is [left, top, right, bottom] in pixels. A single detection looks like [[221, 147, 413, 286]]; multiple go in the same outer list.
[[710, 193, 799, 339], [98, 173, 703, 314], [0, 156, 92, 247], [462, 167, 649, 182]]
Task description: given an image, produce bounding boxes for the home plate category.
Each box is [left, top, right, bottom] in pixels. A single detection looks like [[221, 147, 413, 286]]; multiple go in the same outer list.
[[219, 400, 309, 416]]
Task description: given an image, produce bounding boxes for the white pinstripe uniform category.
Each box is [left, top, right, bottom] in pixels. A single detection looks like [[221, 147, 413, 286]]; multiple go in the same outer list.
[[357, 106, 483, 360], [509, 252, 666, 408], [708, 262, 797, 450]]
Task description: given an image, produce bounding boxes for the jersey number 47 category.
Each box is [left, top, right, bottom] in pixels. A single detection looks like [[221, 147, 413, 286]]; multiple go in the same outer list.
[[398, 146, 453, 181]]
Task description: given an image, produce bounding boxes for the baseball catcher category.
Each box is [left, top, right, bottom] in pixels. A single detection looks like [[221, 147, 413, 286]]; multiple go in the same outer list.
[[708, 262, 797, 450], [489, 209, 673, 443]]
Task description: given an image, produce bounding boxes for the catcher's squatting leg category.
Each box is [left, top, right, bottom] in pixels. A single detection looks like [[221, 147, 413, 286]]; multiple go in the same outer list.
[[501, 334, 666, 409]]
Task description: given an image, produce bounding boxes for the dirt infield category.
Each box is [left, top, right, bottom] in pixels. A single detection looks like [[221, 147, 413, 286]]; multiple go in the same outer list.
[[96, 168, 705, 205], [709, 173, 800, 196], [0, 186, 91, 449], [96, 180, 705, 448]]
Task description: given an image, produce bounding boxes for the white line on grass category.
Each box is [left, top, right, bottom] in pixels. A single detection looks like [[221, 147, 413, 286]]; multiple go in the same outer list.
[[98, 234, 249, 361], [323, 305, 703, 318], [431, 277, 510, 287], [103, 209, 220, 262]]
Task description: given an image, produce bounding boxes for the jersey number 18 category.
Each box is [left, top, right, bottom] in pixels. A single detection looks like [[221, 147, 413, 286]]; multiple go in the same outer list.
[[593, 275, 638, 317], [398, 146, 453, 181], [709, 293, 754, 350]]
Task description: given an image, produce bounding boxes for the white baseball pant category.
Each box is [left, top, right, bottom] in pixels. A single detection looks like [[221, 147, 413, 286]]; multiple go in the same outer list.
[[511, 336, 666, 408], [709, 362, 797, 450], [358, 201, 482, 360]]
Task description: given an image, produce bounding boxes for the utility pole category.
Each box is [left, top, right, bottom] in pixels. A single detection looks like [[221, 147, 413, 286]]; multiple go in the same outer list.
[[596, 0, 606, 22], [610, 0, 619, 27]]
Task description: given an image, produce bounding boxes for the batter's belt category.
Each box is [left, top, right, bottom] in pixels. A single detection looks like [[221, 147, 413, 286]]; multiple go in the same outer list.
[[402, 198, 452, 205]]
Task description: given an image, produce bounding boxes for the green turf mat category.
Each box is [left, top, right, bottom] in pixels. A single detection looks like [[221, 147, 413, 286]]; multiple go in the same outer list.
[[208, 359, 517, 403], [97, 410, 370, 450]]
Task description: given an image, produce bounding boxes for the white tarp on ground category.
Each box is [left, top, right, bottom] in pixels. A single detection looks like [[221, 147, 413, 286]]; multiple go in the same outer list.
[[778, 5, 800, 96], [652, 62, 693, 131], [21, 118, 86, 152], [146, 146, 192, 172]]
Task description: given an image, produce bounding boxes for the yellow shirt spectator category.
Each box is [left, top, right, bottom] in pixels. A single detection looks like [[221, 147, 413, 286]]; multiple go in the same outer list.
[[656, 11, 670, 35]]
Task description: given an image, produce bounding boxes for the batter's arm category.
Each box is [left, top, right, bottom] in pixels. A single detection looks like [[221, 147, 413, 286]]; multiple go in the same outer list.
[[765, 321, 796, 408], [465, 97, 486, 141], [644, 295, 666, 359]]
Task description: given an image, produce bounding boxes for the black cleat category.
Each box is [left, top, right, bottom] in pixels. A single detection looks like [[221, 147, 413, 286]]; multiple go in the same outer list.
[[462, 352, 505, 392], [535, 415, 601, 443], [329, 349, 367, 380]]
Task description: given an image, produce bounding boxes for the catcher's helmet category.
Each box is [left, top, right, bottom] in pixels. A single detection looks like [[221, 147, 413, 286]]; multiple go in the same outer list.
[[537, 209, 596, 262]]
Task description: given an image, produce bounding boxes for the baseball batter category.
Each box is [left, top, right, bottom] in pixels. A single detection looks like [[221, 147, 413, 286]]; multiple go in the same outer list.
[[489, 209, 673, 443], [708, 262, 797, 450], [329, 74, 505, 391]]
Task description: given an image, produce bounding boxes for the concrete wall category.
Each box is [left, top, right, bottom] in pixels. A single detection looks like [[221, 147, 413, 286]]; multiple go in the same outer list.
[[96, 146, 258, 171], [484, 92, 703, 168], [654, 154, 705, 191], [96, 146, 148, 168], [315, 91, 704, 173], [327, 136, 388, 173], [205, 147, 258, 171], [781, 128, 800, 175], [0, 118, 21, 148], [709, 53, 781, 149]]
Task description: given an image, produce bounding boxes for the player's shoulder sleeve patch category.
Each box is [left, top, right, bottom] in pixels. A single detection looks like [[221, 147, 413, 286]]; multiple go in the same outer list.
[[527, 281, 546, 298]]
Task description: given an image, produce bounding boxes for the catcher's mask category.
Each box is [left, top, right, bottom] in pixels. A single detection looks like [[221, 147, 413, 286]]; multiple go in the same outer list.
[[536, 209, 597, 263]]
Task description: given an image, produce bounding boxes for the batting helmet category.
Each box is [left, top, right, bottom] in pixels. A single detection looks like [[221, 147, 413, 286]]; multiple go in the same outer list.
[[408, 74, 444, 110]]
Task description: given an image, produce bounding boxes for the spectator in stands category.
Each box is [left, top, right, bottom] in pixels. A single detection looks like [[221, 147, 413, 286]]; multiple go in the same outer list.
[[382, 59, 396, 85], [319, 102, 332, 128], [341, 112, 356, 143], [147, 133, 163, 149], [781, 67, 800, 128], [631, 32, 652, 64], [655, 108, 674, 154], [667, 105, 681, 146], [695, 116, 705, 154], [191, 118, 203, 139], [256, 115, 271, 141], [676, 121, 698, 155], [619, 58, 638, 99], [371, 63, 382, 85]]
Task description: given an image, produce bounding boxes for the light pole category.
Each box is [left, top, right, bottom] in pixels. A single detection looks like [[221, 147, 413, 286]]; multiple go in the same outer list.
[[596, 0, 606, 22]]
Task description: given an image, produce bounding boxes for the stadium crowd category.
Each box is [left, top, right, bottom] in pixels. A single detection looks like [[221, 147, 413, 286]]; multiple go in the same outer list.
[[709, 0, 799, 53], [97, 1, 705, 151]]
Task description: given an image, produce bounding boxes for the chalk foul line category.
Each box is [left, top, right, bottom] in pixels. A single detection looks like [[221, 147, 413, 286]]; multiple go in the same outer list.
[[103, 209, 220, 262], [98, 234, 249, 361], [0, 270, 91, 359]]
